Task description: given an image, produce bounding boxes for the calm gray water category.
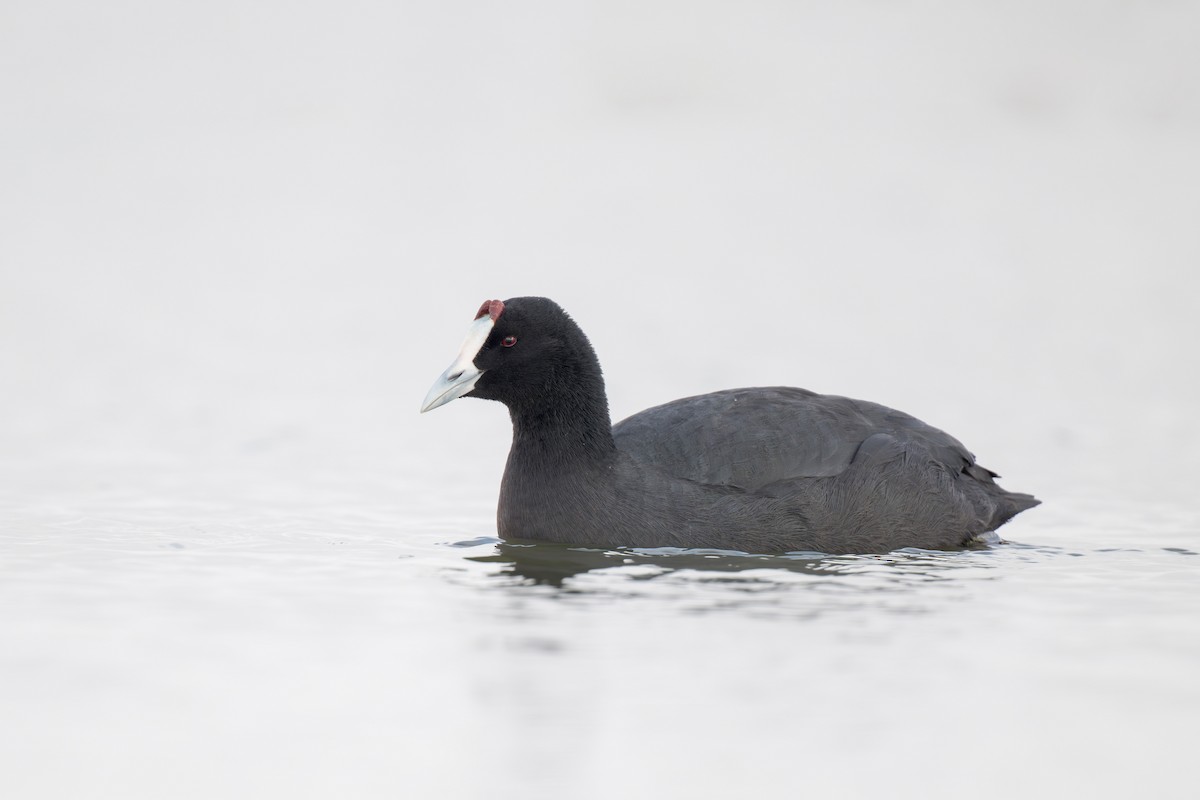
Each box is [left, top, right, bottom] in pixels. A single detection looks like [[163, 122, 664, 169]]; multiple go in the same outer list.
[[3, 443, 1198, 799], [3, 1, 1200, 797]]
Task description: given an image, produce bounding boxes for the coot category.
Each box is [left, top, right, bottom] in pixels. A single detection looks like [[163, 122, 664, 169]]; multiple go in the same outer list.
[[421, 297, 1038, 553]]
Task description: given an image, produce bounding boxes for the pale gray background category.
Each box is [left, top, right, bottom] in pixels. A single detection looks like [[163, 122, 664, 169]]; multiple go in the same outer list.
[[3, 0, 1198, 498], [2, 2, 1198, 798]]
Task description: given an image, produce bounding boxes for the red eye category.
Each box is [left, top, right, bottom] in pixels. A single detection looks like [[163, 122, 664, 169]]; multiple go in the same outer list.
[[501, 335, 517, 348]]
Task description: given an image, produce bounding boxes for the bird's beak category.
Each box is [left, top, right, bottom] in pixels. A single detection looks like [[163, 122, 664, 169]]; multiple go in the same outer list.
[[420, 314, 494, 413]]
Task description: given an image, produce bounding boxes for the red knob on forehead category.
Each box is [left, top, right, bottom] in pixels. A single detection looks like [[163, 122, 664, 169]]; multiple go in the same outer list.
[[474, 299, 505, 321]]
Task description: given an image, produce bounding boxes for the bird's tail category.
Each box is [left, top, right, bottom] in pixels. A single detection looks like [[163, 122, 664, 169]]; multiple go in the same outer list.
[[992, 489, 1040, 528]]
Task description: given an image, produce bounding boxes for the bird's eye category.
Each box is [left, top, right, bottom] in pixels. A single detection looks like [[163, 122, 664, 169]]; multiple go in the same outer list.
[[501, 335, 517, 348]]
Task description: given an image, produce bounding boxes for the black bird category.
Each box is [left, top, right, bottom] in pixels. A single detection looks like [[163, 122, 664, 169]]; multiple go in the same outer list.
[[421, 297, 1038, 554]]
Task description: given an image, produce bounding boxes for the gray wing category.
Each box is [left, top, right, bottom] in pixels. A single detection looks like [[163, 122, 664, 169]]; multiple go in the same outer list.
[[611, 387, 980, 491]]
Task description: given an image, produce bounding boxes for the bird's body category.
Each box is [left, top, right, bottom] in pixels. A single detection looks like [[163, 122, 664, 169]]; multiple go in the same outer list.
[[422, 297, 1038, 554]]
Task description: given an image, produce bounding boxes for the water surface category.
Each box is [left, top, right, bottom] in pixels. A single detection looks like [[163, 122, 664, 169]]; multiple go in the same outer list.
[[3, 453, 1197, 799]]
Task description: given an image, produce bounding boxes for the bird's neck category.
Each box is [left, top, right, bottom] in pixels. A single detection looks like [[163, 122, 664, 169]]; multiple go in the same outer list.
[[499, 393, 618, 543], [495, 349, 619, 542], [507, 393, 616, 467]]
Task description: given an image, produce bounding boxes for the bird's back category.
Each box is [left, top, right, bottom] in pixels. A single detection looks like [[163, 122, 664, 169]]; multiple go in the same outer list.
[[612, 387, 1038, 545], [612, 387, 975, 489]]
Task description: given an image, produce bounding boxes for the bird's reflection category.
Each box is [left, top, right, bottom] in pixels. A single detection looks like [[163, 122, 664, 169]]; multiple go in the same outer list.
[[466, 537, 986, 588]]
